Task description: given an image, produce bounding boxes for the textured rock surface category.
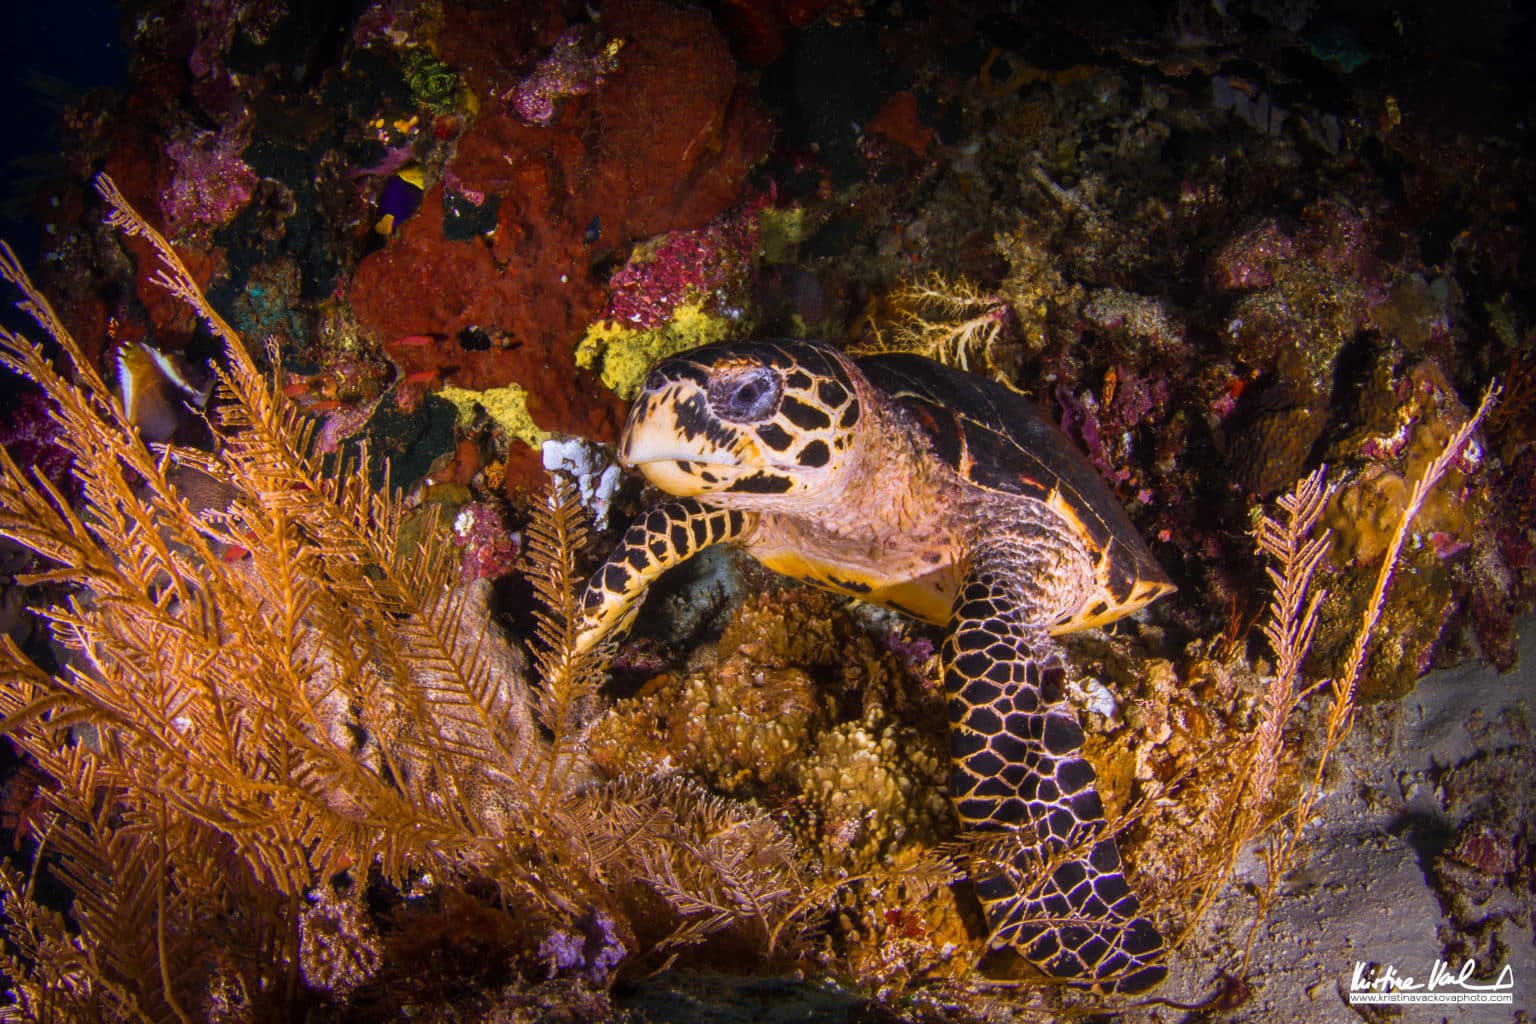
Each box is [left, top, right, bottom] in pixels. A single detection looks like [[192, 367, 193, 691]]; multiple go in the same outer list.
[[1159, 619, 1535, 1023]]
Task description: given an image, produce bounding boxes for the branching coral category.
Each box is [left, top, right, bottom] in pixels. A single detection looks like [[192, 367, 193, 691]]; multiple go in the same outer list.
[[588, 588, 953, 876], [0, 176, 806, 1019], [858, 273, 1018, 381]]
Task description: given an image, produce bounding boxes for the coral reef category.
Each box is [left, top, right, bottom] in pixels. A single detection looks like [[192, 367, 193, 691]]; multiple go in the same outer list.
[[588, 586, 968, 997], [598, 202, 765, 333], [450, 499, 521, 583], [795, 707, 950, 874], [541, 438, 622, 531], [1211, 204, 1386, 459], [0, 186, 806, 1020], [435, 380, 553, 449], [590, 588, 951, 879], [577, 201, 766, 398], [160, 124, 259, 240], [506, 28, 625, 127], [349, 0, 772, 447], [4, 0, 1533, 1018], [1309, 360, 1494, 696]]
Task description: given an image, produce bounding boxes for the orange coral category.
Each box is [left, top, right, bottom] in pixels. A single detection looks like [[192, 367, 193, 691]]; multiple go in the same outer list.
[[348, 0, 772, 445], [867, 91, 934, 155]]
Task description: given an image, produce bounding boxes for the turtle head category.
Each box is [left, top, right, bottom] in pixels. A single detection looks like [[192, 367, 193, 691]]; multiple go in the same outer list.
[[619, 339, 863, 505]]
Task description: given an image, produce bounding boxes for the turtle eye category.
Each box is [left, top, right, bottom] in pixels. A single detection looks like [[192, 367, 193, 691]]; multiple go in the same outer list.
[[711, 368, 781, 422]]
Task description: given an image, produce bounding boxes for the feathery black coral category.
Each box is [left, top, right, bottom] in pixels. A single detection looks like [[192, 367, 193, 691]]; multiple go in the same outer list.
[[0, 176, 805, 1021], [1175, 383, 1500, 982], [524, 474, 608, 801]]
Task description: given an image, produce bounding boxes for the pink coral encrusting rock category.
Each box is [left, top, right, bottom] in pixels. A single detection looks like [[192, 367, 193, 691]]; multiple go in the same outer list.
[[0, 393, 76, 497], [1209, 218, 1297, 291], [506, 28, 624, 127], [160, 126, 258, 239], [601, 197, 767, 329], [451, 501, 521, 583]]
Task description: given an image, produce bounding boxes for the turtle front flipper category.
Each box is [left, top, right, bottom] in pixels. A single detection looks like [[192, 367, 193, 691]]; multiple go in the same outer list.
[[575, 499, 754, 653], [944, 551, 1165, 994]]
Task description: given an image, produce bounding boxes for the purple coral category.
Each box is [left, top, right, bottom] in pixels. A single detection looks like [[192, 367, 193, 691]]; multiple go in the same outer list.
[[538, 909, 626, 984], [1210, 219, 1298, 291], [1107, 367, 1169, 432], [452, 502, 521, 583], [1055, 386, 1114, 481], [506, 29, 623, 127], [602, 200, 765, 329], [883, 630, 936, 685], [0, 393, 75, 498], [1301, 199, 1375, 279], [161, 127, 258, 238], [1054, 373, 1165, 488], [538, 928, 586, 976]]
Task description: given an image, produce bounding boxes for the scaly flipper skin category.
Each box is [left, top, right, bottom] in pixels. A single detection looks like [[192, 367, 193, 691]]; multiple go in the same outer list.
[[575, 499, 752, 653], [945, 544, 1165, 994]]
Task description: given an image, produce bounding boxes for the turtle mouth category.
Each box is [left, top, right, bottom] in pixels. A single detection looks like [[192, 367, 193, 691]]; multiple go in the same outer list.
[[630, 458, 722, 496], [625, 449, 756, 499], [620, 388, 761, 495], [621, 430, 743, 470], [621, 404, 750, 469]]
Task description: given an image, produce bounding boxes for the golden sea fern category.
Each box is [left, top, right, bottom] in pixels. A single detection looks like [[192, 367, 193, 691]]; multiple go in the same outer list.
[[1163, 382, 1499, 990], [859, 273, 1017, 381], [0, 176, 806, 1021]]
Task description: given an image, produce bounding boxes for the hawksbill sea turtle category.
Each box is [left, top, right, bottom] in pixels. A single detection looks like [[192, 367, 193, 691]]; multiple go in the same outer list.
[[575, 338, 1175, 993]]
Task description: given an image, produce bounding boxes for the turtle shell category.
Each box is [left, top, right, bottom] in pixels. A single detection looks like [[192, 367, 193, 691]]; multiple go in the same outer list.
[[859, 353, 1175, 631]]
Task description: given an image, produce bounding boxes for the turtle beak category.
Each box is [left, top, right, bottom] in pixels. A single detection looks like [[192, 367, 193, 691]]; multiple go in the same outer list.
[[620, 384, 756, 495], [620, 399, 724, 467], [630, 457, 712, 495]]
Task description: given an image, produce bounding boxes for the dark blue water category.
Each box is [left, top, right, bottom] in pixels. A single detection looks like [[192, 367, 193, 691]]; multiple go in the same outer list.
[[1, 2, 128, 273]]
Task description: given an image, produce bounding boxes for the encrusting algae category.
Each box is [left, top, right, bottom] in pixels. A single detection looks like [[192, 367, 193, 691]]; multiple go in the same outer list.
[[435, 380, 555, 449], [576, 299, 744, 400]]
